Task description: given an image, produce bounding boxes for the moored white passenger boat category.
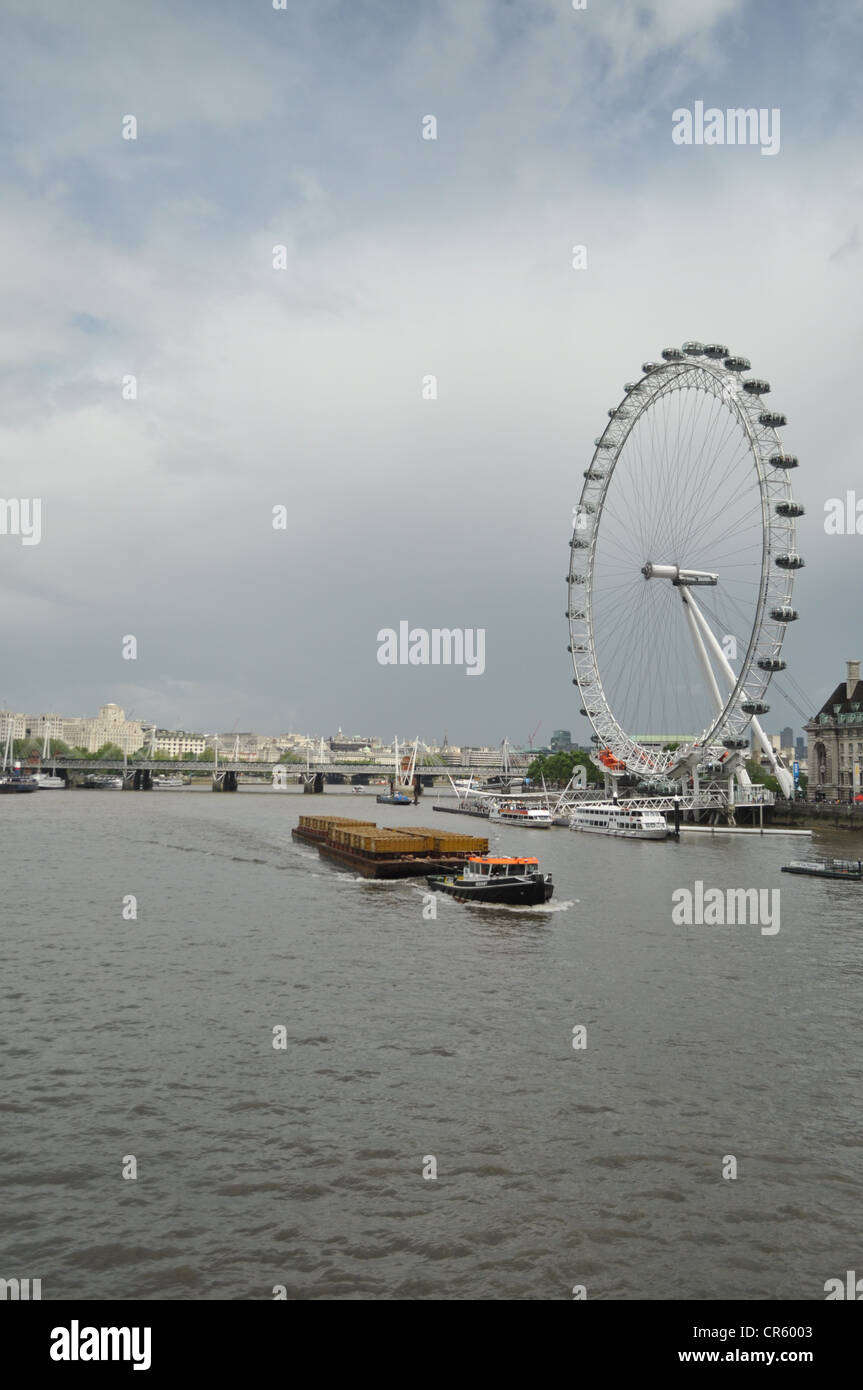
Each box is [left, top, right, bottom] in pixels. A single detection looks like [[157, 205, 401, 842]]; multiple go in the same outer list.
[[569, 803, 669, 839], [488, 801, 552, 828]]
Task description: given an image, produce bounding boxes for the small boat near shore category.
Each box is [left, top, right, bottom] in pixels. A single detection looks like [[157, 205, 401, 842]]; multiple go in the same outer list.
[[489, 802, 552, 829], [0, 775, 39, 793], [781, 858, 863, 881], [427, 855, 554, 905], [33, 772, 65, 789], [376, 792, 412, 805]]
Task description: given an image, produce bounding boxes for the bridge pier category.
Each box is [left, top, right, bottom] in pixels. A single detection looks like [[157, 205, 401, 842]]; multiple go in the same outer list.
[[302, 772, 325, 793], [124, 769, 153, 790], [212, 771, 238, 791]]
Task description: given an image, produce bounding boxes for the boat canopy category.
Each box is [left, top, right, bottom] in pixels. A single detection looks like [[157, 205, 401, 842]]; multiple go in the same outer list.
[[468, 856, 538, 865]]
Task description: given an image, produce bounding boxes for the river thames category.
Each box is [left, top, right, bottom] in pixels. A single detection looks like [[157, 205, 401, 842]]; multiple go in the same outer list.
[[2, 788, 860, 1300]]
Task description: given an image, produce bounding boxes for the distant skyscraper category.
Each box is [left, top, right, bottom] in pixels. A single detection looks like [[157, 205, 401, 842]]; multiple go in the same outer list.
[[781, 725, 794, 749], [551, 729, 572, 752]]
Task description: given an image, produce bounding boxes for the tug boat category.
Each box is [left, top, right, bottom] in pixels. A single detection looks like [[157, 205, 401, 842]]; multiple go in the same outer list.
[[569, 803, 668, 839], [781, 859, 863, 881], [488, 801, 552, 828], [426, 855, 554, 905]]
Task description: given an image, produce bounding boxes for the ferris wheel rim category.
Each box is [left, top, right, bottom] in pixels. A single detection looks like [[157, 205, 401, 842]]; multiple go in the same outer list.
[[567, 349, 800, 780]]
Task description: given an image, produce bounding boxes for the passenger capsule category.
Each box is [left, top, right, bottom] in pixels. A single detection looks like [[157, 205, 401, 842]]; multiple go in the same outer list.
[[703, 343, 729, 358], [570, 538, 589, 549], [757, 658, 787, 671], [770, 606, 798, 622], [641, 361, 661, 373], [769, 454, 798, 469], [661, 347, 684, 361], [722, 737, 749, 750], [724, 355, 751, 371], [682, 341, 705, 354], [775, 500, 804, 517], [759, 411, 787, 427], [742, 701, 770, 715], [583, 469, 606, 480], [743, 379, 770, 394], [775, 552, 804, 569]]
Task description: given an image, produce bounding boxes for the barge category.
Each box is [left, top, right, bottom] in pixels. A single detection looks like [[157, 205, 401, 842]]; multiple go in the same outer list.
[[292, 815, 489, 880]]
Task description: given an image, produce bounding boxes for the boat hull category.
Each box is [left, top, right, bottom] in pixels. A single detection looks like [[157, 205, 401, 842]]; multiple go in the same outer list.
[[376, 794, 411, 805], [427, 875, 554, 905], [0, 781, 39, 793], [489, 813, 551, 828], [781, 864, 863, 881]]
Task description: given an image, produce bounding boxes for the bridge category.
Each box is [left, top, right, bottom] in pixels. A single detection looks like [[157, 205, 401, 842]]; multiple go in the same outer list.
[[34, 759, 526, 792]]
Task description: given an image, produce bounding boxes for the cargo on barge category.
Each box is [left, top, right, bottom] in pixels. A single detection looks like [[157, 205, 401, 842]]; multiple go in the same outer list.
[[292, 815, 489, 879]]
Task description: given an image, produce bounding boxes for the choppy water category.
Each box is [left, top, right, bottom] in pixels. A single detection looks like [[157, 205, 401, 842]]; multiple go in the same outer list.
[[2, 788, 861, 1300]]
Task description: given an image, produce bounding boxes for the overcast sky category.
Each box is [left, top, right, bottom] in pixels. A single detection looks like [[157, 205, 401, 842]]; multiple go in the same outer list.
[[1, 0, 860, 746]]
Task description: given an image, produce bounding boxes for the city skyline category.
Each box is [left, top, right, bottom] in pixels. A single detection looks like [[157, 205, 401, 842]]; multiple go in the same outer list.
[[1, 690, 813, 756]]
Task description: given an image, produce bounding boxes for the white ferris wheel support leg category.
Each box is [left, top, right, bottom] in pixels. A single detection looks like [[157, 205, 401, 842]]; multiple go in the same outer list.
[[678, 587, 724, 715], [682, 586, 795, 800]]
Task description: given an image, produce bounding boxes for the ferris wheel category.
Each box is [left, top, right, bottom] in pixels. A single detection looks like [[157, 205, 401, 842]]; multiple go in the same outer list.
[[567, 342, 804, 797]]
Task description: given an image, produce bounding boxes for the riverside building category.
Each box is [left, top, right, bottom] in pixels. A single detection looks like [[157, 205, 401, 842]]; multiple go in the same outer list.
[[806, 660, 863, 801]]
